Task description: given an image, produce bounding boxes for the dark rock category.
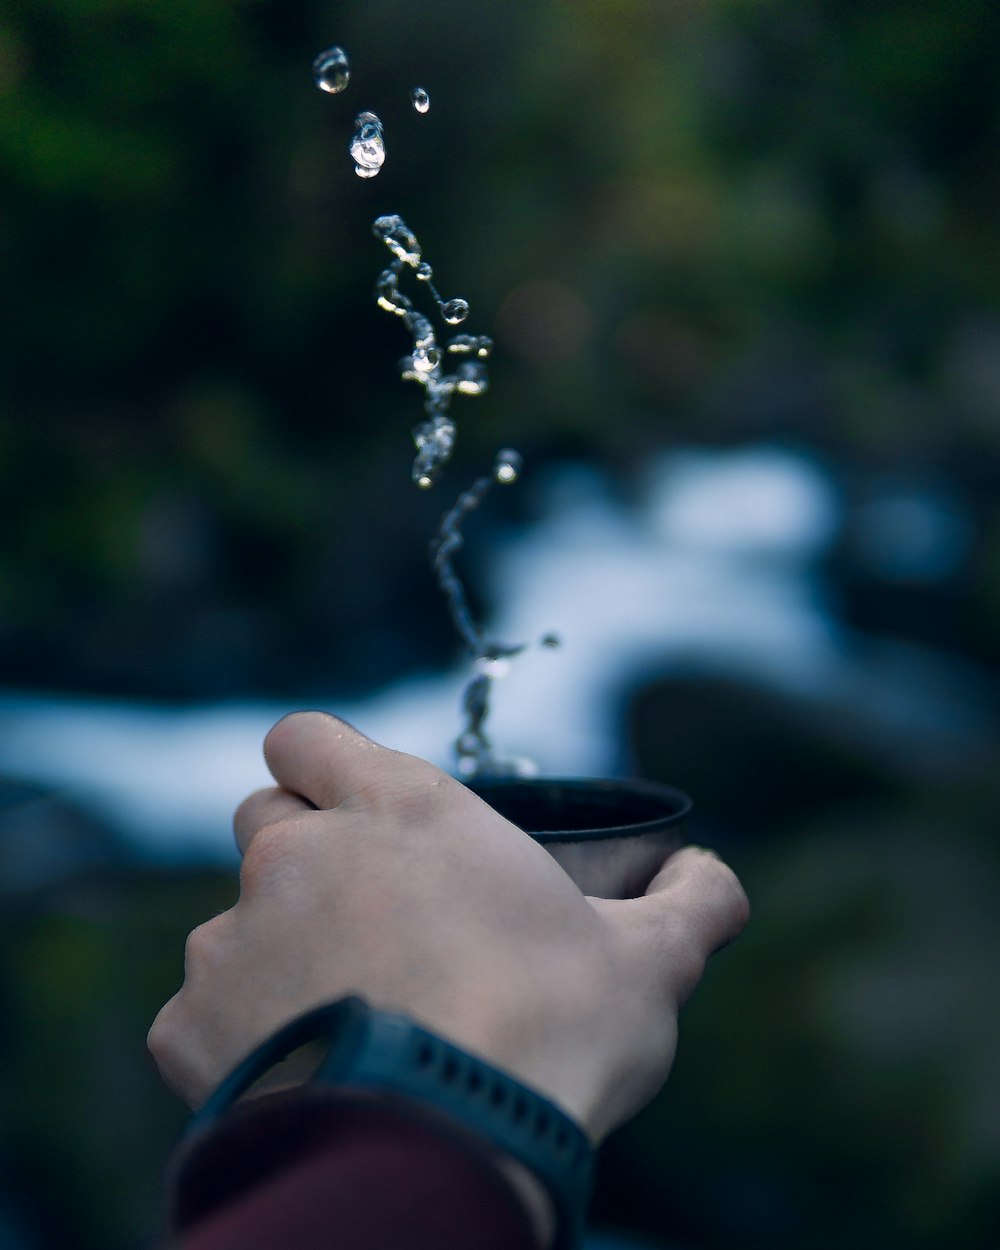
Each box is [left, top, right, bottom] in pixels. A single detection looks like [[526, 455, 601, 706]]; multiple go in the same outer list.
[[625, 672, 900, 845]]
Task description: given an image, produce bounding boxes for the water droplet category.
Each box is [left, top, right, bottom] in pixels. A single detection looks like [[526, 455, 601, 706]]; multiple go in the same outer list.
[[424, 375, 455, 409], [454, 360, 488, 395], [376, 269, 412, 316], [371, 215, 492, 488], [377, 293, 410, 315], [411, 346, 441, 374], [312, 46, 350, 94], [476, 656, 511, 679], [440, 298, 470, 325], [417, 475, 433, 490], [407, 313, 435, 349], [493, 448, 523, 484], [410, 87, 431, 114], [412, 417, 456, 486], [457, 732, 482, 756], [435, 418, 457, 453], [350, 111, 385, 176], [372, 215, 421, 265], [506, 756, 540, 779], [447, 334, 493, 358]]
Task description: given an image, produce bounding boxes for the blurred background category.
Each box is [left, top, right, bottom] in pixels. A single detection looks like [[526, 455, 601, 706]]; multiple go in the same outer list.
[[1, 1, 998, 1246]]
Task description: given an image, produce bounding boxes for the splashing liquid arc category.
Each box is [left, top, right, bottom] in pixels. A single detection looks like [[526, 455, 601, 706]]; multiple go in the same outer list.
[[315, 51, 557, 778]]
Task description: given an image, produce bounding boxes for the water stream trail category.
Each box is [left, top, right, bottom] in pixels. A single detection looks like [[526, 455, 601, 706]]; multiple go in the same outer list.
[[316, 55, 553, 776], [430, 452, 543, 777]]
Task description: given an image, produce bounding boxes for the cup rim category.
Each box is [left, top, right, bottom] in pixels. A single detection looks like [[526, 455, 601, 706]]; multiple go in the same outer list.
[[464, 775, 692, 844]]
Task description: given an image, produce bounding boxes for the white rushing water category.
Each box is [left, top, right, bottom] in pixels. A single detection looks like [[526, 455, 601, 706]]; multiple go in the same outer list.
[[0, 446, 990, 863]]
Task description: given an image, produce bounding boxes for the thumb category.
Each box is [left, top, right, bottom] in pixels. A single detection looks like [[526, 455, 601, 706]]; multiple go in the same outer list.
[[597, 846, 750, 1005]]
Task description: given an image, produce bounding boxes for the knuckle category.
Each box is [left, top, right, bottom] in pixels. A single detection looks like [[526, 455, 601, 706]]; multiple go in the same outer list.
[[146, 1009, 168, 1063], [702, 852, 751, 932], [353, 754, 455, 821], [646, 935, 708, 1005], [183, 916, 223, 975], [667, 852, 750, 993], [240, 821, 295, 880], [239, 821, 312, 898], [147, 996, 204, 1106], [672, 937, 711, 1001], [147, 994, 182, 1067], [233, 786, 278, 829], [685, 848, 750, 930]]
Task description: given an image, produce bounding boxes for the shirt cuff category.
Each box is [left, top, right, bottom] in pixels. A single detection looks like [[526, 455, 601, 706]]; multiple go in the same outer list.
[[168, 1085, 545, 1250]]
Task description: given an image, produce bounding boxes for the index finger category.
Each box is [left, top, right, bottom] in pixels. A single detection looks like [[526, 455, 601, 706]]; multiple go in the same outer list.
[[263, 711, 431, 811]]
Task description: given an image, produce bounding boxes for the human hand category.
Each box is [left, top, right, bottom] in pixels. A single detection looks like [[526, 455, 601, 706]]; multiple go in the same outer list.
[[148, 712, 748, 1142]]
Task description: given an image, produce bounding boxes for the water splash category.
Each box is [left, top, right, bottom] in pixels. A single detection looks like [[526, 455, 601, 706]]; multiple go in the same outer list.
[[310, 44, 554, 773], [312, 46, 351, 94], [429, 452, 539, 776], [369, 214, 556, 774], [351, 111, 385, 178], [375, 216, 422, 265], [447, 334, 492, 358], [372, 214, 491, 487]]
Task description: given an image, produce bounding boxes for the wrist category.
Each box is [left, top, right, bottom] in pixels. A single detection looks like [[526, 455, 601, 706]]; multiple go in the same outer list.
[[170, 1088, 548, 1248], [228, 1070, 554, 1246], [186, 997, 593, 1249]]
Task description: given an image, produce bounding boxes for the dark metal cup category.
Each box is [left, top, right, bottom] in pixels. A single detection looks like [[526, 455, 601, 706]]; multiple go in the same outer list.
[[466, 777, 692, 899]]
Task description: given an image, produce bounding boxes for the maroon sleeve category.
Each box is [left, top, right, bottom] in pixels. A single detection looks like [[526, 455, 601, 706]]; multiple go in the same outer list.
[[167, 1087, 542, 1250]]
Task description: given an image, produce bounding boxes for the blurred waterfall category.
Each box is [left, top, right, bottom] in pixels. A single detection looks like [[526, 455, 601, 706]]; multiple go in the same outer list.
[[0, 446, 992, 863]]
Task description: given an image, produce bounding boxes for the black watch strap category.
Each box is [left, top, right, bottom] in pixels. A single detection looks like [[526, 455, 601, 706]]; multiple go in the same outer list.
[[187, 997, 594, 1249]]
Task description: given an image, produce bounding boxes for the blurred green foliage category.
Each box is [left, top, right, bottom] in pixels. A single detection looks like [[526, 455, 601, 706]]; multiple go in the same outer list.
[[0, 0, 998, 694], [595, 777, 1000, 1250], [1, 2, 999, 1248], [0, 867, 236, 1247]]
